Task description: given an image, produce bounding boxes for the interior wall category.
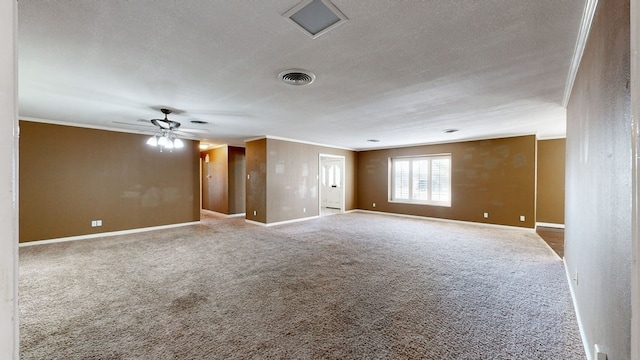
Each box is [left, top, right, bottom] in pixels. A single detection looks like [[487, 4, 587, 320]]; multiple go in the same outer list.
[[632, 0, 640, 356], [536, 138, 566, 225], [357, 135, 536, 228], [201, 146, 229, 214], [19, 121, 201, 242], [0, 0, 18, 357], [245, 137, 357, 224], [228, 146, 246, 215], [264, 138, 356, 224], [245, 138, 267, 223], [564, 0, 632, 358]]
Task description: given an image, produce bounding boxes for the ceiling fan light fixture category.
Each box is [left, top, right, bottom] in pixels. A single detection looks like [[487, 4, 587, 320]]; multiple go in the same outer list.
[[147, 108, 186, 152], [158, 136, 169, 147]]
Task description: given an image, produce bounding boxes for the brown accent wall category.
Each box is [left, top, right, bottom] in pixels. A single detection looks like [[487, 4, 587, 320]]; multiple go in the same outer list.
[[564, 0, 631, 357], [536, 138, 565, 224], [357, 135, 536, 228], [245, 138, 357, 224], [201, 146, 229, 213], [228, 146, 246, 214], [201, 145, 246, 215], [19, 121, 200, 242], [245, 139, 267, 223], [266, 139, 357, 223]]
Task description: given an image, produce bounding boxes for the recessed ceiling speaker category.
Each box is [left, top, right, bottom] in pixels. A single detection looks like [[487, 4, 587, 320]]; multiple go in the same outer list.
[[278, 69, 316, 86]]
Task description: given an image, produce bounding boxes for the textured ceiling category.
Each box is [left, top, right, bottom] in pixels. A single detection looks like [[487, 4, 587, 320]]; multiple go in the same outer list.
[[18, 0, 585, 150]]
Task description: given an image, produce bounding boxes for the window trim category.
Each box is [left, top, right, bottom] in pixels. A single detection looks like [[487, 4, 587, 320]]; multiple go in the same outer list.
[[388, 153, 452, 207]]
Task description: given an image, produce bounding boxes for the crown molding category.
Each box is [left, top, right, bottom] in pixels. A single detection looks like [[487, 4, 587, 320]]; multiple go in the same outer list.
[[562, 0, 599, 108]]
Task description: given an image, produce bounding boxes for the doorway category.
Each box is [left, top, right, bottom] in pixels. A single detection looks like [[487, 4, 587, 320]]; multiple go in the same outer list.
[[319, 154, 345, 216]]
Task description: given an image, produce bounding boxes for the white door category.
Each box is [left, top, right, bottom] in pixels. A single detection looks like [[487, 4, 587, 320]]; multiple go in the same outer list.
[[321, 158, 342, 209]]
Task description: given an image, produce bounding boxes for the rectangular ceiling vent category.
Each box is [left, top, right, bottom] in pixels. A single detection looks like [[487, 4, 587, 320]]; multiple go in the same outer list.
[[283, 0, 347, 39]]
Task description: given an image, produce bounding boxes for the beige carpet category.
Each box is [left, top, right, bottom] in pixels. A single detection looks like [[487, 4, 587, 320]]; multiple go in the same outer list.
[[19, 212, 584, 359]]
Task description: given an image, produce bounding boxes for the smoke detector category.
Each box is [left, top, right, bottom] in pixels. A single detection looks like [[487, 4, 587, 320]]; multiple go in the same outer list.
[[278, 69, 316, 86]]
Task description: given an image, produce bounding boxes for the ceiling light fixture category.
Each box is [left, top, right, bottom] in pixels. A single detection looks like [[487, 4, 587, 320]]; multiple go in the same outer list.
[[146, 108, 185, 152], [283, 0, 348, 39]]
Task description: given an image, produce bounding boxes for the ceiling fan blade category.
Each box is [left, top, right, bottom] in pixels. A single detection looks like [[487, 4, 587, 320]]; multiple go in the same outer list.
[[178, 128, 211, 134], [112, 120, 154, 128]]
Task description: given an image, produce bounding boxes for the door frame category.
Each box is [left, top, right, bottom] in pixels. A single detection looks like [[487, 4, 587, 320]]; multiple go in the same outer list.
[[318, 154, 345, 215], [631, 0, 639, 357]]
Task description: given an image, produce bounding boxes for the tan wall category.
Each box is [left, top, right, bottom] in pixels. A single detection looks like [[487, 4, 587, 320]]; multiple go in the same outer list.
[[536, 139, 565, 224], [265, 139, 357, 223], [357, 135, 536, 228], [245, 137, 357, 224], [228, 146, 246, 215], [246, 138, 267, 223], [201, 146, 229, 213], [19, 121, 200, 242], [201, 145, 246, 215], [564, 0, 631, 357]]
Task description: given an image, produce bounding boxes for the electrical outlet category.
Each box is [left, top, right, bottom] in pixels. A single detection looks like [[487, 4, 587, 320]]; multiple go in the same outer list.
[[519, 215, 525, 222], [483, 212, 488, 218], [96, 220, 102, 226], [247, 174, 250, 180], [91, 220, 97, 227], [373, 202, 376, 208], [574, 271, 579, 285], [303, 208, 306, 213], [253, 210, 257, 216]]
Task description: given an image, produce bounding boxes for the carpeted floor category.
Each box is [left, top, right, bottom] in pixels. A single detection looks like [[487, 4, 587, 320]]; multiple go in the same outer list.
[[19, 212, 584, 359]]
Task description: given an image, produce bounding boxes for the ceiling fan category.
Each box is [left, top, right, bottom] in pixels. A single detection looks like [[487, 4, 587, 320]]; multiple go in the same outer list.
[[111, 107, 212, 137], [146, 108, 186, 151], [151, 108, 181, 131]]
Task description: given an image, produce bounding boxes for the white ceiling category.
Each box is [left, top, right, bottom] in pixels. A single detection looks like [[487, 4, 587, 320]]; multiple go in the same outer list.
[[18, 0, 585, 150]]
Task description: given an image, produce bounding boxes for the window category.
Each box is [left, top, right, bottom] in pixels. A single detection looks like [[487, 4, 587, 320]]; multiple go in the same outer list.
[[389, 154, 451, 206]]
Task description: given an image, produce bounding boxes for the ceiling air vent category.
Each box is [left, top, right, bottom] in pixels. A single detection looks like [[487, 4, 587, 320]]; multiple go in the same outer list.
[[279, 69, 316, 86]]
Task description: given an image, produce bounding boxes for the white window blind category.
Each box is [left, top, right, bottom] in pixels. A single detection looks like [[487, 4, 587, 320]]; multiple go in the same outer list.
[[390, 154, 451, 206]]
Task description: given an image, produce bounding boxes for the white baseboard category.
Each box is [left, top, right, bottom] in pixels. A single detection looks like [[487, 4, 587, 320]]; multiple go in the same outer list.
[[19, 221, 201, 247], [353, 209, 536, 232], [564, 258, 591, 360], [201, 209, 245, 218], [245, 215, 320, 227], [536, 222, 565, 229]]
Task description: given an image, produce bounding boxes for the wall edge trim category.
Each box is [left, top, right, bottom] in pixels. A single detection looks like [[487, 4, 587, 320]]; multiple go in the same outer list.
[[19, 117, 199, 140], [357, 133, 537, 152], [18, 221, 201, 247], [354, 210, 535, 232], [562, 0, 599, 108], [201, 209, 246, 218], [536, 222, 565, 229], [244, 135, 356, 151], [564, 258, 592, 360], [245, 219, 267, 226]]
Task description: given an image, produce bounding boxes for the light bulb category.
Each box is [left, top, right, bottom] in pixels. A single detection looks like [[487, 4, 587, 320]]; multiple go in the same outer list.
[[174, 138, 184, 148], [158, 136, 169, 147], [146, 136, 158, 146]]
